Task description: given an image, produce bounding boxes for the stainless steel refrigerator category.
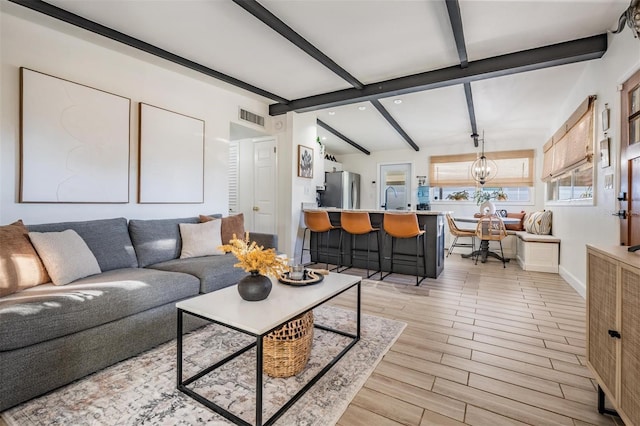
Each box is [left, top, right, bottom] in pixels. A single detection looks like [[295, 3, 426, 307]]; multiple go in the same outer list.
[[323, 171, 360, 209]]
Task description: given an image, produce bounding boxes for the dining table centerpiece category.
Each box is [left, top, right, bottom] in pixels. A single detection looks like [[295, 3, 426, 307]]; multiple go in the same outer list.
[[220, 233, 289, 301]]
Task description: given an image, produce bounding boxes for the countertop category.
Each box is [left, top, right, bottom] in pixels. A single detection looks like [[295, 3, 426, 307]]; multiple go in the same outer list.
[[304, 207, 446, 215], [587, 244, 640, 268]]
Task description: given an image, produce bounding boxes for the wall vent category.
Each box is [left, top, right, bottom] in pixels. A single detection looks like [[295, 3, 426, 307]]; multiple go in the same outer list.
[[239, 108, 265, 127]]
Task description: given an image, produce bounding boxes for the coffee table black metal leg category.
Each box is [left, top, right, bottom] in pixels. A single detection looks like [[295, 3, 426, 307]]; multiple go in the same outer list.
[[177, 309, 183, 387], [256, 335, 263, 426], [357, 281, 361, 339]]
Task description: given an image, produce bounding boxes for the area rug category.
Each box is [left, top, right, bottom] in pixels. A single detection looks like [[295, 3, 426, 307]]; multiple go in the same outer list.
[[2, 305, 405, 426]]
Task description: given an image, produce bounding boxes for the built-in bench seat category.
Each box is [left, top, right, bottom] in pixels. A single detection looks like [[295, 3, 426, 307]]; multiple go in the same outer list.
[[514, 231, 560, 273]]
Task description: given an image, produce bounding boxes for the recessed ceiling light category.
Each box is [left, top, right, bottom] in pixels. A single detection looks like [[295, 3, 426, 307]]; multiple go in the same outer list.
[[394, 99, 402, 104], [328, 111, 335, 115], [358, 106, 366, 111], [322, 137, 327, 141]]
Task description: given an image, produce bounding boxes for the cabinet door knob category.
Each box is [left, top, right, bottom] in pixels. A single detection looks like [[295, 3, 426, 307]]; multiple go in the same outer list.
[[608, 329, 621, 339]]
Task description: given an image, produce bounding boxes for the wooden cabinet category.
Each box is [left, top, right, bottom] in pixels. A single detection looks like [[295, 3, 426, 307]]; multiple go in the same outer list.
[[587, 245, 640, 426], [620, 264, 640, 424]]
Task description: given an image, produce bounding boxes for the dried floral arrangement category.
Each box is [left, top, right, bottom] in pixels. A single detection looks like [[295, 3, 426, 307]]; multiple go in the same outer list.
[[220, 233, 289, 277]]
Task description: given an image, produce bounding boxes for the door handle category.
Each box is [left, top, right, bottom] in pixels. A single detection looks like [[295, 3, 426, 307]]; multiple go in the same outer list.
[[612, 210, 627, 219], [253, 206, 259, 211], [608, 329, 621, 339]]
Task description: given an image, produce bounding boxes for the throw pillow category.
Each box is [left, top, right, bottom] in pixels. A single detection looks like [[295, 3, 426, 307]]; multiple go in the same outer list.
[[524, 210, 552, 235], [200, 213, 245, 244], [0, 220, 50, 297], [28, 230, 101, 285], [179, 220, 224, 259], [505, 211, 526, 231]]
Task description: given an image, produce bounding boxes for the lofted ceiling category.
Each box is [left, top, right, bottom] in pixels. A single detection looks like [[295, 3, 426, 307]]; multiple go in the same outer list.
[[9, 0, 631, 155]]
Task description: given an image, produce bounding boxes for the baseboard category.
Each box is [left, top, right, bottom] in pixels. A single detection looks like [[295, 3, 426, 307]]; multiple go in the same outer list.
[[559, 265, 586, 299]]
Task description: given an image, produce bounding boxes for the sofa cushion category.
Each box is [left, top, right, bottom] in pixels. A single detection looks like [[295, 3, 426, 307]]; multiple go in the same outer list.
[[129, 216, 221, 267], [515, 231, 560, 243], [149, 254, 245, 294], [179, 220, 224, 259], [505, 211, 526, 231], [0, 220, 50, 297], [249, 232, 279, 250], [27, 218, 138, 271], [201, 213, 245, 244], [0, 268, 200, 351], [524, 210, 552, 235], [28, 230, 102, 285]]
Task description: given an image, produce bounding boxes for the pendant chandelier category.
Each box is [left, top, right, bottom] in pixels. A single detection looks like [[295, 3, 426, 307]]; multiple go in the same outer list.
[[470, 132, 497, 186], [612, 0, 640, 39]]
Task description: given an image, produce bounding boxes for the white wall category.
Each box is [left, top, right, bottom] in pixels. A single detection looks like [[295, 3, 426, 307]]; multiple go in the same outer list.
[[1, 8, 269, 225], [547, 30, 640, 297], [277, 112, 323, 260]]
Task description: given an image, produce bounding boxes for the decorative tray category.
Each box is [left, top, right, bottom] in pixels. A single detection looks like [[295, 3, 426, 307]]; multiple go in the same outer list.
[[279, 269, 324, 286]]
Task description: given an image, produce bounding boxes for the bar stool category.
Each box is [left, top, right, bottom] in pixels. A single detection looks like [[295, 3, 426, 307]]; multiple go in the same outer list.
[[300, 210, 341, 270], [339, 211, 382, 278], [381, 213, 427, 286]]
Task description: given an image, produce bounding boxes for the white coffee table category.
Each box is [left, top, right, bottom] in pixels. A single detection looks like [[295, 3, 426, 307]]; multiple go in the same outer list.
[[176, 272, 362, 426]]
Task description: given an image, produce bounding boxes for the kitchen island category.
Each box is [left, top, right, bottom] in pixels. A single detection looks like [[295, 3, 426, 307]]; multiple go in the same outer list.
[[303, 208, 445, 279]]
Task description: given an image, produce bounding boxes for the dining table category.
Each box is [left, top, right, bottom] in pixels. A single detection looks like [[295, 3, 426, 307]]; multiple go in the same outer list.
[[453, 215, 520, 263]]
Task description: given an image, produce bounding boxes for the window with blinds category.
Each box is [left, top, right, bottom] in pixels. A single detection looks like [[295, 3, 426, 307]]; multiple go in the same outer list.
[[541, 96, 595, 181], [542, 95, 595, 202], [430, 149, 534, 187]]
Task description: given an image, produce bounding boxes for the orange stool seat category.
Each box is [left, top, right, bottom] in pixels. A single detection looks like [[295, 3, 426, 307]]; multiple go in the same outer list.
[[381, 213, 427, 285], [301, 211, 341, 270], [339, 211, 382, 279]]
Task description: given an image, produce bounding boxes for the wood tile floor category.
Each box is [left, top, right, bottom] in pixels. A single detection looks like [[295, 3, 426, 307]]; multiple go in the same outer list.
[[330, 255, 624, 426], [0, 256, 624, 426]]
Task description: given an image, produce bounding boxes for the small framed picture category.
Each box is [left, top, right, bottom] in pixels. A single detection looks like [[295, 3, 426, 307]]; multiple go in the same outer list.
[[298, 145, 314, 178], [600, 138, 610, 168], [602, 106, 610, 132]]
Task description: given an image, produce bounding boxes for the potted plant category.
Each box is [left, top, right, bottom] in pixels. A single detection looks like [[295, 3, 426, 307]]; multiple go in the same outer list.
[[494, 189, 508, 201], [473, 190, 492, 205], [473, 188, 508, 205], [446, 190, 470, 201], [220, 233, 289, 301]]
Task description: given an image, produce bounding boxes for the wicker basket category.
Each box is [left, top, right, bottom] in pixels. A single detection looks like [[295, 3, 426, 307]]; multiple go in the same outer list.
[[263, 311, 314, 378]]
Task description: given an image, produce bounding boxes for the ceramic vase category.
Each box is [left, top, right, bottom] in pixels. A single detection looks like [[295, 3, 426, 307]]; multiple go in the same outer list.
[[479, 200, 496, 215], [237, 270, 272, 301]]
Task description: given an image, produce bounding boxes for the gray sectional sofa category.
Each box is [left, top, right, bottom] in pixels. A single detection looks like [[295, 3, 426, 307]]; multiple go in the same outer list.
[[0, 215, 277, 411]]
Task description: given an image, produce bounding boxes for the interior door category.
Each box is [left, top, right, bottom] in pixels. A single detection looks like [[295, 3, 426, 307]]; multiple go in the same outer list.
[[253, 139, 277, 234], [379, 163, 411, 210], [631, 158, 640, 245], [620, 69, 640, 246]]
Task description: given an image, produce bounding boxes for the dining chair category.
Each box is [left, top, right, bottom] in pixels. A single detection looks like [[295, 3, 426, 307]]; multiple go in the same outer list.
[[475, 214, 508, 267], [445, 213, 475, 257]]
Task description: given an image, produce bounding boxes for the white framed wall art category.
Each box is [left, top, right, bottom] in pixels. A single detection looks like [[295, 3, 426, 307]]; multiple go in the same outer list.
[[138, 103, 205, 203], [20, 68, 131, 203]]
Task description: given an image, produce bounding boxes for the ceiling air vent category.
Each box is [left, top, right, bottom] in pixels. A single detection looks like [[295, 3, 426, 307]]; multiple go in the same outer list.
[[239, 108, 265, 127]]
